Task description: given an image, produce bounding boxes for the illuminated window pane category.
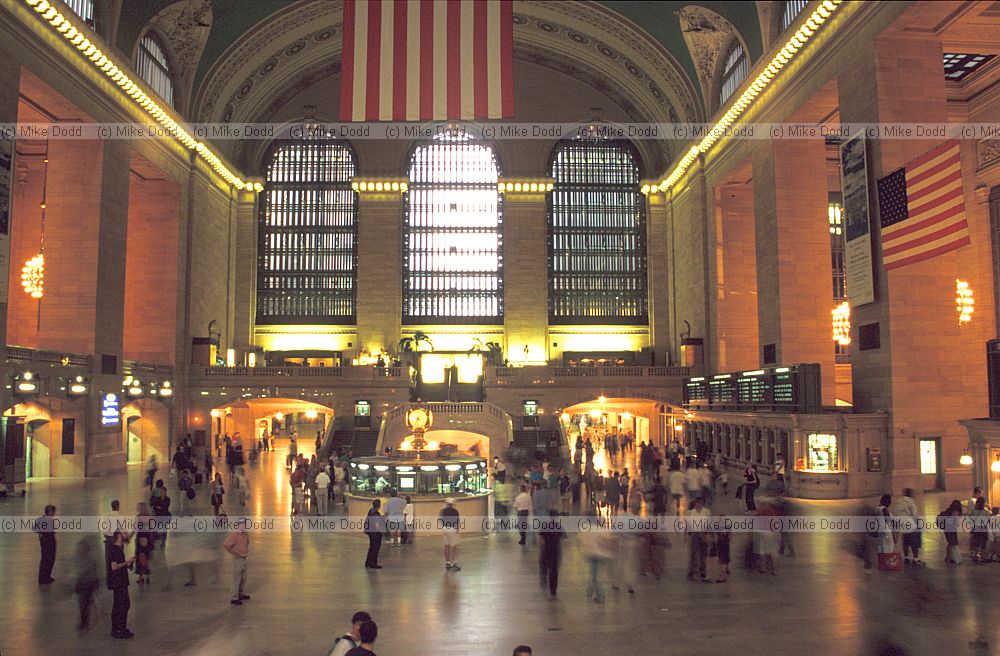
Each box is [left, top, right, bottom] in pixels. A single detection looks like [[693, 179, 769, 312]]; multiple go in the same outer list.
[[719, 42, 748, 105], [137, 33, 174, 107], [782, 0, 809, 31], [65, 0, 94, 25], [942, 53, 995, 82], [548, 137, 647, 324], [807, 433, 839, 471], [920, 440, 937, 475], [257, 139, 358, 324], [404, 136, 503, 324]]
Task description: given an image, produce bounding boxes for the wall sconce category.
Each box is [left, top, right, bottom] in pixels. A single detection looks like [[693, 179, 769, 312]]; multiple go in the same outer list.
[[127, 380, 143, 397], [960, 449, 973, 466], [497, 178, 554, 193], [68, 375, 88, 395], [991, 455, 1000, 473], [158, 381, 173, 397], [16, 371, 38, 394], [210, 408, 221, 418]]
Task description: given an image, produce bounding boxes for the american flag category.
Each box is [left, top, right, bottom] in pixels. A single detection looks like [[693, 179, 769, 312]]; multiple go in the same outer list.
[[339, 0, 514, 122], [876, 140, 970, 271]]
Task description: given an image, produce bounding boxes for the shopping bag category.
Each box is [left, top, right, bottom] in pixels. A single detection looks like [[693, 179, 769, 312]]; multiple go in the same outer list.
[[878, 552, 903, 571]]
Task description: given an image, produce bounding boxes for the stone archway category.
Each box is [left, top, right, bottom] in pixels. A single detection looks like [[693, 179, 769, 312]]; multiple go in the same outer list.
[[4, 396, 86, 479], [121, 398, 171, 467]]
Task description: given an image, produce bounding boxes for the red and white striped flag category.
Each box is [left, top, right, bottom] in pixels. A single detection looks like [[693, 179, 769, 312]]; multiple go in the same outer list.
[[340, 0, 514, 122], [876, 140, 970, 271]]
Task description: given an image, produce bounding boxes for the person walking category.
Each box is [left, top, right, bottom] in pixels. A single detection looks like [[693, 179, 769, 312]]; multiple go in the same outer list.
[[315, 465, 331, 516], [605, 471, 621, 516], [106, 530, 135, 639], [101, 499, 125, 551], [364, 500, 384, 569], [513, 484, 533, 545], [686, 497, 711, 582], [223, 518, 251, 605], [538, 510, 564, 597], [145, 454, 158, 491], [34, 504, 57, 584], [72, 538, 101, 632], [328, 611, 374, 656], [385, 490, 406, 545], [210, 473, 225, 516], [895, 488, 923, 566], [940, 499, 964, 564], [876, 494, 895, 557], [970, 496, 990, 562], [668, 465, 685, 514], [178, 469, 195, 516], [743, 464, 760, 513], [440, 498, 462, 571], [579, 512, 614, 603], [134, 502, 155, 584]]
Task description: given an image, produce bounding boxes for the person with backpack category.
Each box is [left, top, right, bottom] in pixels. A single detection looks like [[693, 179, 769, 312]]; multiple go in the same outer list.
[[328, 611, 373, 656]]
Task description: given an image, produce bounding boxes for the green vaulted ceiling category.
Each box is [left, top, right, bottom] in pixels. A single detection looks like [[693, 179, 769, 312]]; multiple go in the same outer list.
[[116, 0, 765, 106]]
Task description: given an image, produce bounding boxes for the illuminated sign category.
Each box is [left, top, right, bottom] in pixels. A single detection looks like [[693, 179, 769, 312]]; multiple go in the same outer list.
[[101, 393, 120, 426], [355, 400, 371, 417], [523, 400, 538, 416]]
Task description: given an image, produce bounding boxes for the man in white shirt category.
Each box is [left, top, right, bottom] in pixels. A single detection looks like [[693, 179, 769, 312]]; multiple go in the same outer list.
[[668, 466, 686, 514], [895, 488, 923, 565], [101, 500, 128, 549], [513, 485, 533, 545], [314, 467, 331, 516], [684, 464, 702, 504], [384, 490, 407, 545], [700, 464, 715, 505]]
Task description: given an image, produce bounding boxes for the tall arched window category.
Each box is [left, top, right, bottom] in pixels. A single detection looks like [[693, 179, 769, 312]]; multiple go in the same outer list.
[[65, 0, 94, 25], [548, 136, 647, 324], [136, 32, 174, 107], [257, 139, 358, 324], [719, 42, 748, 105], [404, 136, 503, 324], [782, 0, 809, 31]]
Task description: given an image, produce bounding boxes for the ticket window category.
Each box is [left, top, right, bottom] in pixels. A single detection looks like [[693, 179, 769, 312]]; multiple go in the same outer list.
[[801, 433, 841, 472]]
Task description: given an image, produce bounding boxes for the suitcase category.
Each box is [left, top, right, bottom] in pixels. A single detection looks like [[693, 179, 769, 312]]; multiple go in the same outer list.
[[194, 472, 204, 485]]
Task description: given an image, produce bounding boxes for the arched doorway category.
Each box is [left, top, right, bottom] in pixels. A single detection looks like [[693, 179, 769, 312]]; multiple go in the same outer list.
[[121, 399, 170, 466], [4, 397, 86, 480], [210, 398, 335, 451]]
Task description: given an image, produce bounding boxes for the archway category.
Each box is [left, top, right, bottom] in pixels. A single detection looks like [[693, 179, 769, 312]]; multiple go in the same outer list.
[[210, 398, 335, 451], [121, 399, 171, 466], [4, 396, 86, 479]]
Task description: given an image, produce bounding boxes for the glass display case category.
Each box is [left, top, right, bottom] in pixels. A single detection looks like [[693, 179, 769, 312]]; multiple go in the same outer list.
[[349, 456, 489, 496]]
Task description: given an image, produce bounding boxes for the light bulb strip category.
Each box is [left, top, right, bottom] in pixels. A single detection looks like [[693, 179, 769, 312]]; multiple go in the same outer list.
[[20, 0, 250, 190], [350, 178, 410, 193], [658, 0, 845, 193], [497, 178, 554, 193]]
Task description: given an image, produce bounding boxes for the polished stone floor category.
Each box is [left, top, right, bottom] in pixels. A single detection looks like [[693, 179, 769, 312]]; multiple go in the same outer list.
[[0, 443, 996, 656]]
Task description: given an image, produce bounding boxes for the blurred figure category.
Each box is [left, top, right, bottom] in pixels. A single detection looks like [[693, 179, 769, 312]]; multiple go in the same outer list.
[[134, 502, 154, 584], [106, 530, 135, 639], [538, 510, 564, 597], [579, 512, 614, 602], [895, 488, 923, 566], [145, 454, 158, 490], [72, 538, 101, 632], [939, 500, 963, 565], [969, 496, 989, 562], [686, 497, 711, 582]]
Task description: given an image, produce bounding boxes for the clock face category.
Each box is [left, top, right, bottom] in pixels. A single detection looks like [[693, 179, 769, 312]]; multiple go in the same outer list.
[[407, 408, 431, 430]]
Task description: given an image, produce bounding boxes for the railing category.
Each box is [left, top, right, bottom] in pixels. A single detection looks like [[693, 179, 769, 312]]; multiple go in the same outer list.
[[122, 359, 173, 379], [6, 346, 90, 367], [201, 365, 407, 379]]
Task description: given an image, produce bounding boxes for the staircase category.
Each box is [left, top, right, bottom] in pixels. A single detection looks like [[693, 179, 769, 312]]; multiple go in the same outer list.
[[323, 417, 382, 456]]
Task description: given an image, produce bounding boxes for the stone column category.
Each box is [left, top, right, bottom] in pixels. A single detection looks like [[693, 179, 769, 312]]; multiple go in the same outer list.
[[231, 190, 257, 351], [713, 183, 759, 371], [503, 192, 548, 363], [647, 192, 672, 365], [752, 138, 836, 404], [356, 192, 402, 355], [838, 34, 983, 493]]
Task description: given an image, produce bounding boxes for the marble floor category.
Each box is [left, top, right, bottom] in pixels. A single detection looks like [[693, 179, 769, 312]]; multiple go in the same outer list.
[[0, 445, 996, 656]]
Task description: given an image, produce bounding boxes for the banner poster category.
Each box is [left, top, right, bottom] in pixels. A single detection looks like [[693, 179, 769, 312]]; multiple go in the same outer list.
[[0, 136, 12, 297], [840, 134, 875, 306]]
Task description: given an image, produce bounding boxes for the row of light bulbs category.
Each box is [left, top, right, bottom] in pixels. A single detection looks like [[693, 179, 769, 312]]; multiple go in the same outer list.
[[351, 179, 409, 193], [497, 180, 554, 193], [22, 0, 263, 192], [656, 0, 844, 193]]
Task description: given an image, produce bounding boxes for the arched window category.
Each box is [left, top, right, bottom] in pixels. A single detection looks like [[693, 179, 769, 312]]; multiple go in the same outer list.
[[64, 0, 94, 25], [548, 136, 647, 324], [782, 0, 809, 31], [404, 135, 502, 324], [719, 42, 748, 105], [257, 139, 358, 324], [136, 32, 174, 107]]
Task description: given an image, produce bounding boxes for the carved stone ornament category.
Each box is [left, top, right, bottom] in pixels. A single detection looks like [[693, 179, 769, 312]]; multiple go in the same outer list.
[[979, 138, 1000, 172], [148, 0, 214, 111], [676, 6, 739, 106]]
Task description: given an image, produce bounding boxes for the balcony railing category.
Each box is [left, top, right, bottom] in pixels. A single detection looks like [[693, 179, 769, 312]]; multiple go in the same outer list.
[[6, 346, 90, 367]]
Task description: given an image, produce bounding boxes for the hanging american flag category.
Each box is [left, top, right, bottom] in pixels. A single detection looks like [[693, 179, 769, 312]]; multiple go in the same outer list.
[[339, 0, 515, 122], [876, 140, 970, 271]]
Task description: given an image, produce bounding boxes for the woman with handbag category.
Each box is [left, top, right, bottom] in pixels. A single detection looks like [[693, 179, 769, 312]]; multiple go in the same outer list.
[[210, 473, 225, 516]]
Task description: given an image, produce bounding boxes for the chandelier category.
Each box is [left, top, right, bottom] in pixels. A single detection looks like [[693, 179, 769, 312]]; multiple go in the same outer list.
[[956, 279, 974, 324], [21, 151, 47, 299], [831, 301, 851, 346]]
